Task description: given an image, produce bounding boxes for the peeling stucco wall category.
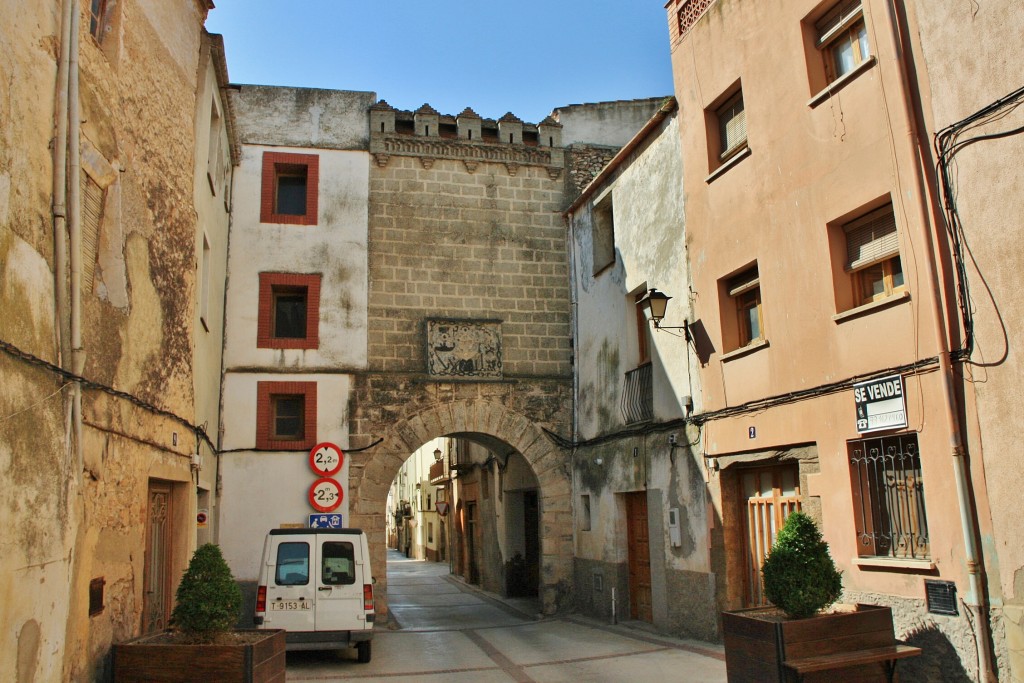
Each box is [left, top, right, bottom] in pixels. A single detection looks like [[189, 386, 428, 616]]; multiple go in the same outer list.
[[1, 1, 210, 678]]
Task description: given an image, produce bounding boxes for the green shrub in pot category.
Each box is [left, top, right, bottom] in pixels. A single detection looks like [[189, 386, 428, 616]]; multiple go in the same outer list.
[[761, 511, 843, 619]]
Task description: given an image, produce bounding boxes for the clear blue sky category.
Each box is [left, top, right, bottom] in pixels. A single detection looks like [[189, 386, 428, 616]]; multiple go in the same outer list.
[[205, 1, 674, 124]]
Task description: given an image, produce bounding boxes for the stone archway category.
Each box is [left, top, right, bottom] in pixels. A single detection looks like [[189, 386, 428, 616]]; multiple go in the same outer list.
[[347, 399, 572, 617]]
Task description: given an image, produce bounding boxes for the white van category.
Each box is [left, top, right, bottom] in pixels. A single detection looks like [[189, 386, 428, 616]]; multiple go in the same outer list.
[[254, 528, 375, 662]]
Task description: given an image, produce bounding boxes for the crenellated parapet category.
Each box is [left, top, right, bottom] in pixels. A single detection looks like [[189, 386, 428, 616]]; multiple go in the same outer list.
[[369, 101, 564, 177]]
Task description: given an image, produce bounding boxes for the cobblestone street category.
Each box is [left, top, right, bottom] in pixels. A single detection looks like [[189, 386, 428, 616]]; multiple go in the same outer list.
[[284, 551, 727, 682]]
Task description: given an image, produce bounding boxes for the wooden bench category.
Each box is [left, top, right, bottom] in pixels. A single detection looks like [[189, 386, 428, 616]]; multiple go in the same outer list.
[[783, 644, 922, 682]]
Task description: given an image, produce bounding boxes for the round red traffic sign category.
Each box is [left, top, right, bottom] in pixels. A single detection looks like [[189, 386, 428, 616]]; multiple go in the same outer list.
[[309, 442, 344, 477], [308, 477, 343, 513]]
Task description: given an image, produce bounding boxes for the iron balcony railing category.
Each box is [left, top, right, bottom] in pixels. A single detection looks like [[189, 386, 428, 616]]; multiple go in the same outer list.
[[621, 363, 654, 424], [428, 459, 448, 485]]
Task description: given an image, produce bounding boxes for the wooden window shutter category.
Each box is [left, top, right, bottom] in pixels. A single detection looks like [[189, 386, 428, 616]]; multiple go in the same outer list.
[[845, 205, 899, 271], [81, 171, 104, 292]]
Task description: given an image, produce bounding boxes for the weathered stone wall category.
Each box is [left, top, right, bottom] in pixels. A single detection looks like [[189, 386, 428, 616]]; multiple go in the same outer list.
[[565, 145, 620, 197], [844, 589, 991, 683], [0, 4, 70, 682], [0, 1, 210, 679], [363, 153, 572, 377], [348, 124, 579, 614]]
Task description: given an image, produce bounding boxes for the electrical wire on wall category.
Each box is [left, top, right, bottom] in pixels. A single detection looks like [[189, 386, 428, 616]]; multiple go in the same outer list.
[[934, 84, 1024, 363], [0, 336, 382, 459], [544, 355, 940, 451]]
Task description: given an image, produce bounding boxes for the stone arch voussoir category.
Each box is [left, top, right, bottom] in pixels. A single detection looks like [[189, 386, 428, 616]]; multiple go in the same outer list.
[[348, 399, 571, 616]]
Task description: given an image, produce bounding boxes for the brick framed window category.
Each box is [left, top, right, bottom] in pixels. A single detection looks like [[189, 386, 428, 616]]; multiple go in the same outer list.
[[256, 381, 317, 450], [257, 273, 321, 349], [260, 152, 319, 225]]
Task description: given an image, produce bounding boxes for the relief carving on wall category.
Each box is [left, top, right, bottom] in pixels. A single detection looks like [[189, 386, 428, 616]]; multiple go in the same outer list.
[[426, 320, 502, 379]]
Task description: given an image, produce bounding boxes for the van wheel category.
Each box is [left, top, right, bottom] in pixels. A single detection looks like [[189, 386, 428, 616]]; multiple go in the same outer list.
[[356, 640, 371, 663]]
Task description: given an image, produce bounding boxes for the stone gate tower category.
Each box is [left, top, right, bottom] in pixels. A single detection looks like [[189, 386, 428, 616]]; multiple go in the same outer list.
[[218, 85, 665, 616]]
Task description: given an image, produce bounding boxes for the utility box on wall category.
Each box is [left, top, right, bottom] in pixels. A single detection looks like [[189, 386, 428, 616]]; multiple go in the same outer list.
[[668, 507, 682, 548]]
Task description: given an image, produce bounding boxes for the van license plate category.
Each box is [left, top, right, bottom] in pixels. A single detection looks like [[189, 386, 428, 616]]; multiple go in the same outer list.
[[270, 601, 311, 611]]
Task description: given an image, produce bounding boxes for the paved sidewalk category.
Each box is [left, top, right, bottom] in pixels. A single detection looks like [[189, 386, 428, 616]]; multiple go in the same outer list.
[[285, 551, 726, 682]]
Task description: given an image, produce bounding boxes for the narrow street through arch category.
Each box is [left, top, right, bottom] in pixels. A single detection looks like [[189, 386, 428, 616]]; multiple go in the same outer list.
[[284, 550, 727, 682]]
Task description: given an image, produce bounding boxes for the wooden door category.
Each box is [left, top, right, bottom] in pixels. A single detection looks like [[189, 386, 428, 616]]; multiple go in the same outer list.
[[741, 465, 801, 607], [625, 492, 652, 622], [142, 482, 172, 634]]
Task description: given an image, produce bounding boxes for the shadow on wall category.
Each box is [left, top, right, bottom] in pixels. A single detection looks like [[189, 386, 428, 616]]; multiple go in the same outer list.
[[900, 623, 971, 683]]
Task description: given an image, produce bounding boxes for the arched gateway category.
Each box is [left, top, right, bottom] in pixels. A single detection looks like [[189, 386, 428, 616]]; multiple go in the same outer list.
[[347, 399, 572, 617]]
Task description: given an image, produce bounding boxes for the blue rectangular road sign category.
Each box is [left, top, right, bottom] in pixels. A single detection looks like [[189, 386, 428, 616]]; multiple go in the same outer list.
[[308, 513, 344, 529]]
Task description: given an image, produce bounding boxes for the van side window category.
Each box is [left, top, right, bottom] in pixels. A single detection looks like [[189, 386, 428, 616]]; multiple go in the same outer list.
[[322, 542, 356, 585], [276, 542, 310, 586]]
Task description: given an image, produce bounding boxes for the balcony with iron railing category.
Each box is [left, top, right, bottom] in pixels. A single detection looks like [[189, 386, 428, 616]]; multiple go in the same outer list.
[[621, 363, 654, 424], [428, 459, 448, 485]]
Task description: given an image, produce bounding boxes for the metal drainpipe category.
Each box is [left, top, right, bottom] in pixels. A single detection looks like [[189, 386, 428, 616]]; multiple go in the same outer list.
[[53, 0, 72, 467], [68, 1, 84, 483], [882, 1, 994, 679]]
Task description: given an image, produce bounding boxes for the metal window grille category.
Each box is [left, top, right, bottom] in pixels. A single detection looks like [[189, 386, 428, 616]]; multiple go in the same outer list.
[[850, 434, 930, 559], [678, 0, 714, 38], [621, 363, 654, 424]]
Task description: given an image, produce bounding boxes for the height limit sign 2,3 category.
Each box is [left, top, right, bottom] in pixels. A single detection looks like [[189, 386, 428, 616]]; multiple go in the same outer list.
[[309, 477, 343, 513]]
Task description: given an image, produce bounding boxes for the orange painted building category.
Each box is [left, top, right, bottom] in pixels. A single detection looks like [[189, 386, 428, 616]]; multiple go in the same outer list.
[[664, 0, 1002, 678]]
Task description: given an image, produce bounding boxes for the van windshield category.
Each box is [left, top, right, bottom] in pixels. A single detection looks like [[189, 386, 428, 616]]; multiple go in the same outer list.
[[276, 542, 310, 585]]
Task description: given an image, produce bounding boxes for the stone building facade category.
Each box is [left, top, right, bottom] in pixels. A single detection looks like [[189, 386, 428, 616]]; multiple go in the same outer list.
[[565, 101, 718, 640], [216, 90, 666, 618], [0, 1, 229, 680]]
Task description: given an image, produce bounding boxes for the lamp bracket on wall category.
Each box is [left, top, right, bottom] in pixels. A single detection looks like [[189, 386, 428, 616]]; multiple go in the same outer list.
[[637, 288, 691, 340]]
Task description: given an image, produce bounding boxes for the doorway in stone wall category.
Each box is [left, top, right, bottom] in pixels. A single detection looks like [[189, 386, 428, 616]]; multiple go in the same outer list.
[[625, 491, 653, 622], [142, 481, 173, 634]]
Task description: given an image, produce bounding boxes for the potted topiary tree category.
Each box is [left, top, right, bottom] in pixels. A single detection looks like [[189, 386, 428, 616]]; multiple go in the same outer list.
[[722, 512, 907, 682], [113, 543, 286, 683]]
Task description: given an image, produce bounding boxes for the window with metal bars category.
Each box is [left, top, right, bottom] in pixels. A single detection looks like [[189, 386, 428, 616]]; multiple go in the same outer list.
[[849, 433, 930, 560]]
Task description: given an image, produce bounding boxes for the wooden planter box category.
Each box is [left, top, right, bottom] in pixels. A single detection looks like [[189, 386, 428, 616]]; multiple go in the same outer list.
[[113, 629, 286, 683], [723, 604, 899, 683]]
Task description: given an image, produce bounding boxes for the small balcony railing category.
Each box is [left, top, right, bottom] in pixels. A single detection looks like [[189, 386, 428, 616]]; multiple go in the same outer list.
[[621, 363, 654, 424], [428, 460, 448, 485]]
